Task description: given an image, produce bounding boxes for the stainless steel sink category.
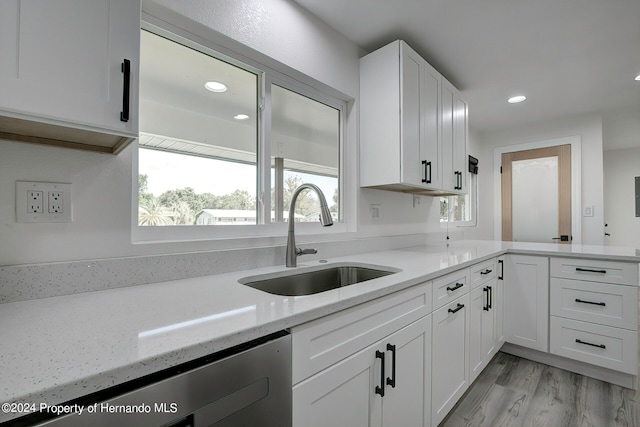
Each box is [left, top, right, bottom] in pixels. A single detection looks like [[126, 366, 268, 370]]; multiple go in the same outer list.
[[239, 264, 398, 296]]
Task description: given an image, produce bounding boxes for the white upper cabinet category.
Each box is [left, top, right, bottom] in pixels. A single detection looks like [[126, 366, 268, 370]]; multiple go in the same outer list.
[[0, 0, 140, 153], [441, 78, 468, 193], [360, 39, 467, 195]]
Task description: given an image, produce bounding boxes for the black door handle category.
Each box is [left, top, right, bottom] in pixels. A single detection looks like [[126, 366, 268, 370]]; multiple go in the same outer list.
[[121, 59, 131, 122], [575, 267, 607, 274], [483, 287, 489, 311], [446, 282, 464, 292], [386, 343, 396, 388], [498, 259, 504, 280], [422, 161, 432, 184], [375, 350, 385, 396], [448, 303, 464, 314], [575, 298, 606, 306], [576, 339, 606, 349], [480, 269, 492, 275]]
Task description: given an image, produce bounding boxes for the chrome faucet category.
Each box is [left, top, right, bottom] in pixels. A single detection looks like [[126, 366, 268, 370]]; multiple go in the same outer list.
[[286, 183, 333, 267]]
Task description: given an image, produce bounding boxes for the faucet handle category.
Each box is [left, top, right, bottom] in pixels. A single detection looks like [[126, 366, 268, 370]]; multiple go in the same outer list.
[[297, 248, 317, 256]]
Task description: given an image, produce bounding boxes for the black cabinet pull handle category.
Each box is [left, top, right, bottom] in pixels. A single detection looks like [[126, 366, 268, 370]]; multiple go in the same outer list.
[[483, 287, 489, 311], [575, 267, 607, 274], [488, 285, 493, 310], [480, 269, 492, 275], [375, 350, 385, 397], [386, 343, 396, 388], [422, 161, 432, 184], [448, 303, 464, 314], [446, 282, 464, 292], [575, 298, 606, 306], [576, 339, 606, 349], [498, 259, 504, 280], [121, 59, 131, 122]]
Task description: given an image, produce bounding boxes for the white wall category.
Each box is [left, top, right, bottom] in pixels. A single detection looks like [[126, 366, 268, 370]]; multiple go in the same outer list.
[[0, 0, 430, 266], [463, 112, 605, 245], [602, 105, 640, 248], [603, 148, 640, 248]]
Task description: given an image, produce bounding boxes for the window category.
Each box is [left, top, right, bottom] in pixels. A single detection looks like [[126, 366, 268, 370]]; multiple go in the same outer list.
[[137, 30, 344, 234], [440, 173, 477, 225]]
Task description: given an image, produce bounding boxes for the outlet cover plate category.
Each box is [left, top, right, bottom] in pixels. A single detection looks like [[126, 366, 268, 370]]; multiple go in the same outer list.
[[16, 181, 72, 223]]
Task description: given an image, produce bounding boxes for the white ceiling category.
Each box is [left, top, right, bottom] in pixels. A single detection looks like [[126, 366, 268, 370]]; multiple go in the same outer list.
[[293, 0, 640, 134]]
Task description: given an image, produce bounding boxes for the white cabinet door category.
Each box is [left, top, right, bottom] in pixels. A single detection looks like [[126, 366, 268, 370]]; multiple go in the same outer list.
[[469, 280, 497, 383], [360, 40, 446, 192], [381, 315, 431, 427], [504, 255, 549, 352], [293, 316, 432, 427], [431, 293, 470, 426], [400, 45, 423, 187], [441, 78, 468, 194], [0, 0, 139, 151], [293, 340, 381, 427], [419, 60, 442, 189]]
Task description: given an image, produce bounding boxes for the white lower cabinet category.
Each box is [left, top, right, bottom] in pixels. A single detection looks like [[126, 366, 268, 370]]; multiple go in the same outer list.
[[431, 293, 470, 426], [503, 255, 549, 352], [293, 315, 432, 427], [469, 279, 498, 382]]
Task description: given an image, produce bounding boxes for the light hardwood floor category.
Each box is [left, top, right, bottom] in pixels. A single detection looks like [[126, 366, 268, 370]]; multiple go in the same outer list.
[[440, 352, 640, 427]]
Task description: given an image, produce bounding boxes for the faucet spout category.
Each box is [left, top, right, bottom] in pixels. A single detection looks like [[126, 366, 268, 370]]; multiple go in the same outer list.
[[285, 183, 333, 267]]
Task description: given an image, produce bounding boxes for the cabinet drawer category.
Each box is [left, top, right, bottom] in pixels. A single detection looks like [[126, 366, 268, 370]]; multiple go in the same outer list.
[[469, 258, 497, 289], [550, 258, 639, 286], [291, 283, 431, 384], [550, 317, 638, 374], [550, 278, 638, 330], [432, 268, 469, 310]]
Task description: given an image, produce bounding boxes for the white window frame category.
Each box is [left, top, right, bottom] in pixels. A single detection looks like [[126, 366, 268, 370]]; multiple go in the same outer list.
[[132, 19, 351, 244], [440, 172, 477, 227]]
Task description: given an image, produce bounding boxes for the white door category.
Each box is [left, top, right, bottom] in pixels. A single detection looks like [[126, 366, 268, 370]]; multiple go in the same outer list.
[[431, 294, 470, 426], [293, 342, 381, 427], [382, 316, 431, 427], [501, 145, 571, 243], [503, 255, 549, 352]]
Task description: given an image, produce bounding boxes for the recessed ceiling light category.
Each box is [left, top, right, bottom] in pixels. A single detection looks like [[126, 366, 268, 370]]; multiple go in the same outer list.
[[508, 95, 527, 104], [234, 114, 249, 120], [635, 74, 640, 81], [204, 81, 227, 92]]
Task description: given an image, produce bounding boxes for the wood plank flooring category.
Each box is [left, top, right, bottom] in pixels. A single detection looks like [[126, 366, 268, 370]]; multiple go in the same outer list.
[[440, 352, 640, 427]]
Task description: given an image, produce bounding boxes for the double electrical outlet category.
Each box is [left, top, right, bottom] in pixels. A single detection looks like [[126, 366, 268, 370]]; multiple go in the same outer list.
[[17, 181, 72, 223]]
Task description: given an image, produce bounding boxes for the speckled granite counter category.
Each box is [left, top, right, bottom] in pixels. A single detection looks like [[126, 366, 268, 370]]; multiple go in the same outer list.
[[1, 240, 638, 423]]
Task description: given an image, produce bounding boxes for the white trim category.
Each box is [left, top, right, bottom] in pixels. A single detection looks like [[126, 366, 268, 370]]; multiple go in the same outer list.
[[493, 135, 582, 244]]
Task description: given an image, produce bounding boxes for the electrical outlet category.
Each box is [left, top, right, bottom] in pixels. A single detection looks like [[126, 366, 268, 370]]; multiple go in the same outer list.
[[28, 191, 43, 213], [48, 191, 63, 213], [16, 181, 72, 223]]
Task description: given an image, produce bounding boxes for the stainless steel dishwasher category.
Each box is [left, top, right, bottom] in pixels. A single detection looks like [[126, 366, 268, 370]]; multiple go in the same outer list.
[[30, 332, 291, 427]]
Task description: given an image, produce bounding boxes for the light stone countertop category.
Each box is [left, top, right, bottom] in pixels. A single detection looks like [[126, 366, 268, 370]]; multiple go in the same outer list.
[[1, 240, 638, 422]]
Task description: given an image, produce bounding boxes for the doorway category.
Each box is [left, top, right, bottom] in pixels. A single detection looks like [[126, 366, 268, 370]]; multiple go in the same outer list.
[[501, 145, 572, 243]]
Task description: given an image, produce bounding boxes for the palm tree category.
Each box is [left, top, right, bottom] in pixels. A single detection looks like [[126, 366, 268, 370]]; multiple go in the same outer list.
[[139, 199, 174, 226]]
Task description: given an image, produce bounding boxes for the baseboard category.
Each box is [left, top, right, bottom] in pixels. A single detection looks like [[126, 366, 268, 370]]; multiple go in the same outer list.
[[501, 342, 638, 390]]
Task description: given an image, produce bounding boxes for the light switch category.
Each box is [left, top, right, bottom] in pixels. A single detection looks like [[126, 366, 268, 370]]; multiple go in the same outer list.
[[584, 205, 594, 217]]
